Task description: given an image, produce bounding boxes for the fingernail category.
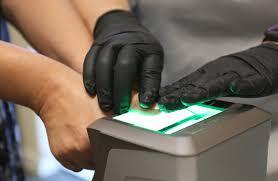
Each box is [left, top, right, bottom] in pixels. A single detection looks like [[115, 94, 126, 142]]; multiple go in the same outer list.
[[158, 97, 185, 112], [181, 87, 206, 103]]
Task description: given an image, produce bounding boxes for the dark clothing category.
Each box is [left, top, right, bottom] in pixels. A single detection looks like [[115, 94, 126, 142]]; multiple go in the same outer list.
[[0, 16, 25, 181]]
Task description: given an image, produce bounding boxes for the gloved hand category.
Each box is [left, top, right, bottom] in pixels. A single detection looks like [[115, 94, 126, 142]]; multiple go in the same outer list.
[[159, 43, 278, 110], [83, 10, 164, 114]]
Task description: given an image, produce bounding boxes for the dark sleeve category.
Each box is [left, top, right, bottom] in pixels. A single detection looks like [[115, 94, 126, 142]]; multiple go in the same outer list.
[[264, 25, 278, 42], [0, 0, 7, 18], [0, 0, 3, 15]]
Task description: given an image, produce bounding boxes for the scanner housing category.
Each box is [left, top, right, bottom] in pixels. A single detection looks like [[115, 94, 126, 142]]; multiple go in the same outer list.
[[88, 101, 271, 181]]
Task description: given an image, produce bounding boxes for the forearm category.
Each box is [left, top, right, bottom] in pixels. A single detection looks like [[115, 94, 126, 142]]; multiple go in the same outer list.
[[2, 0, 92, 73], [0, 41, 84, 113], [70, 0, 130, 33], [0, 41, 109, 170]]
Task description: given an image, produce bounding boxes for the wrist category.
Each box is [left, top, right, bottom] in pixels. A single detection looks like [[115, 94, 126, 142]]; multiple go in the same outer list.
[[30, 61, 80, 119], [94, 10, 135, 37], [90, 7, 130, 33], [29, 68, 65, 116]]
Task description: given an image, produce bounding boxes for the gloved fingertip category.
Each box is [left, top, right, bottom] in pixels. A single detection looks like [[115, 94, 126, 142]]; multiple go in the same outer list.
[[120, 109, 129, 114], [158, 96, 168, 105], [158, 96, 185, 112], [158, 102, 185, 112], [139, 91, 157, 109], [100, 103, 113, 112], [98, 89, 114, 111], [158, 94, 179, 105], [121, 107, 130, 114], [180, 88, 206, 104], [114, 105, 129, 115], [84, 80, 96, 96], [139, 102, 151, 109]]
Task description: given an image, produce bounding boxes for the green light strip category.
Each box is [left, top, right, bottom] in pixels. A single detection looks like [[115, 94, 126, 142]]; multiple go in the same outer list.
[[164, 106, 222, 134], [114, 104, 224, 134], [159, 114, 202, 132]]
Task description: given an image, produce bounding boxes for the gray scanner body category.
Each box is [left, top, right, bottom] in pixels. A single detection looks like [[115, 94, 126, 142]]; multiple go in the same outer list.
[[87, 102, 271, 181]]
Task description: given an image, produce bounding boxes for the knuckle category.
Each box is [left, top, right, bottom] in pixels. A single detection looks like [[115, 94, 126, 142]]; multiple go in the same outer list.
[[97, 58, 112, 67]]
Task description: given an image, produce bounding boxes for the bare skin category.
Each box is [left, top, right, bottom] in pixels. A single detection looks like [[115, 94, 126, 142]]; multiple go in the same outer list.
[[69, 0, 130, 32], [0, 0, 131, 171], [0, 41, 140, 171], [2, 0, 129, 73]]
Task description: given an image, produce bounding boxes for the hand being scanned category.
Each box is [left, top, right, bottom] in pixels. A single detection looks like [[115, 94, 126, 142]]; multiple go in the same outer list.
[[159, 43, 278, 110]]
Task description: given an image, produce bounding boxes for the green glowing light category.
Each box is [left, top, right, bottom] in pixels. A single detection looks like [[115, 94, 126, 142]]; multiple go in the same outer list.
[[114, 104, 224, 134]]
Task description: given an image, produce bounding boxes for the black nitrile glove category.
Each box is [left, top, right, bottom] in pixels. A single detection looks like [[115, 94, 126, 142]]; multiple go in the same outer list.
[[159, 43, 278, 111], [83, 10, 164, 114]]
